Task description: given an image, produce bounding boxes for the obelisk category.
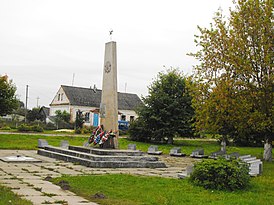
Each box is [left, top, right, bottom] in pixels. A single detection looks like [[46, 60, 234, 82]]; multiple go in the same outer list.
[[100, 41, 118, 149]]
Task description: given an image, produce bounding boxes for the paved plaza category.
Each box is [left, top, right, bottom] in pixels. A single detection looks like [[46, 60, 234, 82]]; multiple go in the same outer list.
[[0, 149, 197, 205]]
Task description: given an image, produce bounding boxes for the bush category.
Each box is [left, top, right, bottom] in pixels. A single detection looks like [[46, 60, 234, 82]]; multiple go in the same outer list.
[[0, 126, 11, 130], [31, 125, 44, 132], [75, 128, 82, 134], [189, 158, 250, 191], [17, 124, 32, 132]]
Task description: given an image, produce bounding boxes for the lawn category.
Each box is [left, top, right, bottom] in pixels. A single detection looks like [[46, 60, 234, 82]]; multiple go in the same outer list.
[[0, 184, 32, 205], [0, 133, 273, 205], [53, 162, 274, 205], [0, 133, 271, 160]]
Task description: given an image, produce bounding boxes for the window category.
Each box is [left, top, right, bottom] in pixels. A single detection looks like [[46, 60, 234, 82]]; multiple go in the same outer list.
[[121, 115, 126, 121], [85, 112, 90, 122], [58, 94, 60, 101], [130, 116, 135, 122], [61, 93, 64, 101]]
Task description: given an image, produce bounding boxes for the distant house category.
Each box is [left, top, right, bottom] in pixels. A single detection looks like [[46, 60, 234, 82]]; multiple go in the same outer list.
[[49, 85, 142, 127], [39, 106, 55, 124]]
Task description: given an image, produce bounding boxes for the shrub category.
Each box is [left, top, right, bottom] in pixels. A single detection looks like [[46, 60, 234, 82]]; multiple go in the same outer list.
[[189, 158, 250, 191], [17, 124, 32, 132], [31, 125, 44, 132], [75, 128, 81, 134], [0, 126, 11, 130]]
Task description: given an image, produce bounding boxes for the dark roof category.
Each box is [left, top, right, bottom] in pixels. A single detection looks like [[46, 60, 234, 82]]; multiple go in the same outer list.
[[39, 106, 50, 116], [61, 85, 142, 110]]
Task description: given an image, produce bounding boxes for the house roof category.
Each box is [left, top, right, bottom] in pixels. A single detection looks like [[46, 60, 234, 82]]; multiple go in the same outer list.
[[60, 85, 143, 110], [39, 106, 50, 116]]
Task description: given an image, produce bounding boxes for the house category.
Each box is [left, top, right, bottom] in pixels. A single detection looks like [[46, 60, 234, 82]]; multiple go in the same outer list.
[[49, 85, 142, 127], [39, 106, 55, 124]]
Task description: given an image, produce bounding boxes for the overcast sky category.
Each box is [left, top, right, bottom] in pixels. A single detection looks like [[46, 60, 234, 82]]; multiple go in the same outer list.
[[0, 0, 234, 109]]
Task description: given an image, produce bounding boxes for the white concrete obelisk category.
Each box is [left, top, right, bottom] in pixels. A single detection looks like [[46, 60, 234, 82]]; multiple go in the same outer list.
[[100, 41, 118, 149]]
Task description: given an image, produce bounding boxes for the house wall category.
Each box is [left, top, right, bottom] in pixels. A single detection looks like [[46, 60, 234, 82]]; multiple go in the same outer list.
[[118, 110, 138, 122]]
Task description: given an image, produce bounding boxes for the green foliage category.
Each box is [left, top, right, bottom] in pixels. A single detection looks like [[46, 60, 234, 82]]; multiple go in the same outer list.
[[0, 125, 11, 130], [0, 75, 19, 116], [27, 107, 43, 122], [75, 109, 84, 129], [32, 124, 44, 132], [52, 162, 274, 205], [190, 158, 250, 191], [0, 184, 32, 205], [189, 0, 273, 152], [54, 110, 71, 129], [17, 124, 32, 132], [129, 68, 194, 144], [17, 124, 44, 132]]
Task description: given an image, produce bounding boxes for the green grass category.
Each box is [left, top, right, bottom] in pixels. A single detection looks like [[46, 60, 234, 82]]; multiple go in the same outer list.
[[52, 162, 274, 205], [0, 133, 272, 159], [119, 138, 269, 159], [0, 134, 87, 150], [0, 184, 33, 205]]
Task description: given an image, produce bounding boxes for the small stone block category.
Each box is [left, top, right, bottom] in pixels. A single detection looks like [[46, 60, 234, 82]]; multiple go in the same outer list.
[[190, 149, 208, 158], [209, 150, 225, 158], [148, 146, 162, 155], [239, 155, 251, 160], [229, 152, 240, 158], [38, 139, 48, 148], [60, 140, 69, 149], [128, 144, 136, 150], [170, 147, 185, 157]]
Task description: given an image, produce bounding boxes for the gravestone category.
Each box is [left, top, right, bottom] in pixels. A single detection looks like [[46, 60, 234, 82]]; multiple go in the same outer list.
[[209, 150, 226, 159], [148, 145, 162, 155], [60, 140, 69, 149], [128, 144, 136, 150], [190, 149, 208, 158], [248, 159, 263, 176], [169, 147, 185, 157], [178, 164, 194, 179], [100, 41, 118, 149], [221, 140, 226, 153], [38, 139, 48, 148]]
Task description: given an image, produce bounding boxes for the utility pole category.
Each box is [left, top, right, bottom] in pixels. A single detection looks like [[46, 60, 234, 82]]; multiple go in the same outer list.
[[72, 73, 75, 86], [25, 85, 29, 123], [36, 97, 40, 108]]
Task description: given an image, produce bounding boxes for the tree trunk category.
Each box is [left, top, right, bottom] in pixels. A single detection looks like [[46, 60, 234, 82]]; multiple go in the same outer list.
[[263, 138, 272, 162], [167, 136, 173, 144]]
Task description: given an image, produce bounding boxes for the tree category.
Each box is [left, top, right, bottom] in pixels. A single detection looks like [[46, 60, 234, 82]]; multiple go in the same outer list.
[[190, 0, 273, 161], [27, 107, 43, 122], [54, 110, 71, 129], [75, 109, 84, 129], [129, 68, 194, 144], [0, 75, 19, 116]]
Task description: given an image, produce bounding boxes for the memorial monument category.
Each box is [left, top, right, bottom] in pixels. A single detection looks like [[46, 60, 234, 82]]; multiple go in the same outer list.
[[100, 40, 119, 149]]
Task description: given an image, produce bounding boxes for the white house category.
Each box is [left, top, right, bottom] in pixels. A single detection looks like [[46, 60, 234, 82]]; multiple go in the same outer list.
[[49, 85, 142, 127]]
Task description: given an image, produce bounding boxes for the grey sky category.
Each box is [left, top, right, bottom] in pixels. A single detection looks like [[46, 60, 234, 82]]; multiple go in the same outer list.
[[0, 0, 233, 109]]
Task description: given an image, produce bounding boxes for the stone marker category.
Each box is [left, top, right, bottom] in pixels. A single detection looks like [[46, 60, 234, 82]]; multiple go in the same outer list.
[[221, 140, 226, 153], [190, 149, 208, 158], [248, 159, 263, 176], [209, 150, 226, 159], [148, 145, 162, 155], [178, 164, 194, 179], [60, 140, 69, 149], [169, 147, 186, 157], [128, 144, 136, 150], [100, 41, 118, 149], [239, 155, 251, 160], [38, 139, 48, 148]]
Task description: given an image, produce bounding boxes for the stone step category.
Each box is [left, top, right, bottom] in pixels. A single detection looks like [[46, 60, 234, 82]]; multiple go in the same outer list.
[[44, 146, 158, 162], [69, 145, 144, 156], [37, 149, 166, 168]]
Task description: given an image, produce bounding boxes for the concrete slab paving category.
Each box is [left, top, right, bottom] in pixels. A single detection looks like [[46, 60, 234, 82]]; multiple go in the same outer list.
[[0, 149, 197, 205]]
